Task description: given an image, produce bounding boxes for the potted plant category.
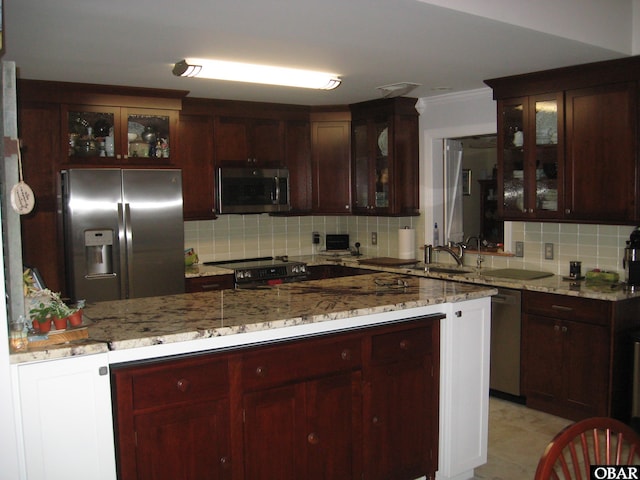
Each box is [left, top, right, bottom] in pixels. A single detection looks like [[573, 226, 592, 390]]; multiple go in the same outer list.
[[67, 300, 85, 327], [29, 301, 54, 333]]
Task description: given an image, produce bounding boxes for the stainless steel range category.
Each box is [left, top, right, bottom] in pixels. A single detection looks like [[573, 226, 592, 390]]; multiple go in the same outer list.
[[205, 257, 308, 288]]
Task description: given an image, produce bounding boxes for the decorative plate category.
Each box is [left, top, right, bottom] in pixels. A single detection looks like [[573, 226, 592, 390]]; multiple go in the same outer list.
[[378, 127, 388, 156]]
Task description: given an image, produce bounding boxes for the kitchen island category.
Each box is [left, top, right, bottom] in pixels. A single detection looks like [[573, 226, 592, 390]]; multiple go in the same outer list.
[[11, 273, 496, 480]]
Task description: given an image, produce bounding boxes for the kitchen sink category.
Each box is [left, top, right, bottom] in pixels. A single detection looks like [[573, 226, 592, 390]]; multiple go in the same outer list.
[[480, 268, 553, 280]]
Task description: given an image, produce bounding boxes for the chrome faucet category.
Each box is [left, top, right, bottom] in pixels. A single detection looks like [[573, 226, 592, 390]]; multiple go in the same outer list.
[[465, 235, 481, 251], [423, 242, 465, 267]]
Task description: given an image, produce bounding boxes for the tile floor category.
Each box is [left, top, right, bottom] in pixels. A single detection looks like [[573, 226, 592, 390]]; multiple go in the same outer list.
[[473, 396, 572, 479]]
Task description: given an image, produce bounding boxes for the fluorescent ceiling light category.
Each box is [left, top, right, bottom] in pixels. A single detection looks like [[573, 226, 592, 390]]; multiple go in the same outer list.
[[173, 58, 341, 90]]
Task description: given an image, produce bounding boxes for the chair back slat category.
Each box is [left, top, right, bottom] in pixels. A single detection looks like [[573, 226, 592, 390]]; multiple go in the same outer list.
[[535, 417, 640, 480]]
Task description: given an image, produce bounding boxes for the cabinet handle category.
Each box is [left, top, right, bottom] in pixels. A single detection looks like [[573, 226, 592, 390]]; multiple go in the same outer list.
[[340, 349, 352, 361], [255, 366, 267, 377], [565, 209, 571, 214], [455, 310, 462, 317], [554, 325, 560, 332], [220, 456, 230, 468], [399, 339, 410, 351], [372, 416, 380, 425], [551, 304, 573, 312], [307, 432, 320, 445], [562, 326, 568, 333], [176, 378, 190, 392]]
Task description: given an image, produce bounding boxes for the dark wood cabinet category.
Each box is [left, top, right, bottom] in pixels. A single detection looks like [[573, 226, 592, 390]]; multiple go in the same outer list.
[[365, 324, 438, 479], [486, 56, 640, 224], [311, 109, 352, 214], [112, 315, 441, 480], [178, 114, 216, 219], [350, 97, 420, 216], [214, 116, 284, 167], [112, 355, 232, 480], [564, 82, 637, 222], [284, 119, 312, 212], [521, 291, 640, 422], [185, 274, 235, 293]]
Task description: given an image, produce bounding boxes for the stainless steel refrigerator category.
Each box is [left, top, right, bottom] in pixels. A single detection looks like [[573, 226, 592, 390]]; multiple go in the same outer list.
[[61, 168, 185, 303]]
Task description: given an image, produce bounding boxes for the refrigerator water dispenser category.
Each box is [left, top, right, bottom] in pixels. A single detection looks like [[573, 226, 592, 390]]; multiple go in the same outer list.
[[84, 229, 114, 277]]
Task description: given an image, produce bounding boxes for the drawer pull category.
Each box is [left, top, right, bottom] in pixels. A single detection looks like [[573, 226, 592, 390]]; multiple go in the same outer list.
[[307, 432, 320, 445], [220, 456, 230, 467], [176, 378, 190, 392], [399, 339, 410, 351], [255, 366, 267, 377], [554, 325, 560, 332], [340, 349, 352, 361], [562, 326, 568, 333], [551, 304, 573, 312]]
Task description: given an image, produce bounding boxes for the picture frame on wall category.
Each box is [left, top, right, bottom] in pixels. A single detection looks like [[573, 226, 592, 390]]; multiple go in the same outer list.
[[462, 169, 471, 196]]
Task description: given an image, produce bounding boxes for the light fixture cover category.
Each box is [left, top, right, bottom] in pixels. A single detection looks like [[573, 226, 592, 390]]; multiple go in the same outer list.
[[173, 58, 341, 90]]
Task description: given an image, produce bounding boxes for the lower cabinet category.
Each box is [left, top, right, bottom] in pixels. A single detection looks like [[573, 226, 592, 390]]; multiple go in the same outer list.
[[111, 315, 441, 480], [522, 291, 613, 420], [14, 353, 117, 480]]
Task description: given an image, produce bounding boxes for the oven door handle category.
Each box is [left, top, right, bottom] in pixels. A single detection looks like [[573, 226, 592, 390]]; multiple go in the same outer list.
[[273, 175, 280, 205]]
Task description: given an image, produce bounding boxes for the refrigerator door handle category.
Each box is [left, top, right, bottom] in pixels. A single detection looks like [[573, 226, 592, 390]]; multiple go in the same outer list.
[[123, 203, 134, 298], [117, 202, 129, 298]]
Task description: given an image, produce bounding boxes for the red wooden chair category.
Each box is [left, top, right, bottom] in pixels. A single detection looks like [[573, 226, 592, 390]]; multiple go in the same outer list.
[[534, 417, 640, 479]]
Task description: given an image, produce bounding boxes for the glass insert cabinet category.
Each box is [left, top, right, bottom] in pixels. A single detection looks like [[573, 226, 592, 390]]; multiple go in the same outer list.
[[63, 105, 177, 164], [498, 93, 563, 219]]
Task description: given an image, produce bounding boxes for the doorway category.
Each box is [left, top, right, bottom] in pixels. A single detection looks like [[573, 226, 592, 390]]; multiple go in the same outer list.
[[443, 134, 502, 246]]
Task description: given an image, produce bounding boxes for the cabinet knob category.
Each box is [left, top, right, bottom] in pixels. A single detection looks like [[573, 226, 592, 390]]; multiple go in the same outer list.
[[340, 349, 352, 361], [554, 325, 560, 332], [255, 365, 267, 377], [565, 209, 571, 214], [307, 432, 320, 445], [176, 378, 190, 392], [561, 326, 568, 333], [399, 339, 410, 351], [372, 416, 380, 425], [220, 456, 230, 468], [455, 310, 462, 317]]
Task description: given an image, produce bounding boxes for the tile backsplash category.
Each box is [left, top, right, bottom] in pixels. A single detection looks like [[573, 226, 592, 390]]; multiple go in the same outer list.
[[184, 215, 419, 263], [475, 222, 637, 277], [185, 216, 637, 278]]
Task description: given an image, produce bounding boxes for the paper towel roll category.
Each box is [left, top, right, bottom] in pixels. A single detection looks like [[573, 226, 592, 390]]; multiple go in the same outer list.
[[398, 227, 416, 259]]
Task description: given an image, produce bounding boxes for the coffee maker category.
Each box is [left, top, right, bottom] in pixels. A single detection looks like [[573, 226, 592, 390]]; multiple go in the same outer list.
[[624, 227, 640, 287]]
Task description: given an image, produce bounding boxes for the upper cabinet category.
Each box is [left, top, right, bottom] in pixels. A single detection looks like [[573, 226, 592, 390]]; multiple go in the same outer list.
[[214, 116, 284, 167], [497, 93, 564, 220], [64, 105, 178, 165], [350, 98, 420, 216], [486, 56, 640, 225], [15, 81, 187, 168], [310, 108, 352, 214]]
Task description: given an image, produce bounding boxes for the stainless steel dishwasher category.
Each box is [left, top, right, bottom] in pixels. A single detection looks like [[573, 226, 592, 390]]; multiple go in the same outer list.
[[490, 287, 522, 397]]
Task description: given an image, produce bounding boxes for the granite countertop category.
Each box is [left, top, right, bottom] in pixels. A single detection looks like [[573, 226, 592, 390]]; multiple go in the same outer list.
[[11, 272, 496, 364]]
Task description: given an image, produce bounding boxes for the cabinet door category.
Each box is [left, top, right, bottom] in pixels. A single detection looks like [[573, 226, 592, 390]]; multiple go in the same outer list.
[[522, 314, 563, 413], [367, 359, 434, 480], [214, 117, 283, 166], [178, 114, 216, 219], [134, 399, 231, 480], [498, 97, 528, 218], [285, 119, 312, 211], [565, 83, 637, 222], [17, 354, 117, 480], [311, 121, 351, 213], [562, 319, 610, 418], [242, 372, 361, 480], [242, 384, 302, 479]]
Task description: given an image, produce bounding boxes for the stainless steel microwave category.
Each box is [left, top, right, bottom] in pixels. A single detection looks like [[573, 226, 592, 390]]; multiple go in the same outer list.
[[215, 167, 291, 214]]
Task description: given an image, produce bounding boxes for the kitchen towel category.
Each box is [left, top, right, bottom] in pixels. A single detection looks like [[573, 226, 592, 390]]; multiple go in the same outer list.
[[398, 227, 416, 259]]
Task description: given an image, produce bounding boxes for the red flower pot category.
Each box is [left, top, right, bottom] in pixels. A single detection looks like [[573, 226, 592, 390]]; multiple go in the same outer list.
[[37, 318, 52, 333], [68, 310, 83, 327], [53, 316, 68, 330]]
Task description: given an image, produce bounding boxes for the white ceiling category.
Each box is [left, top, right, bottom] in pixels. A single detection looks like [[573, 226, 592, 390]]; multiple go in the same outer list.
[[3, 0, 633, 106]]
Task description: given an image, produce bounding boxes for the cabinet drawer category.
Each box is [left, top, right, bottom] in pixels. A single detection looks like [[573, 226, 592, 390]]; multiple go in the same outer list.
[[240, 335, 362, 390], [371, 325, 434, 365], [129, 356, 229, 410], [523, 291, 610, 325]]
